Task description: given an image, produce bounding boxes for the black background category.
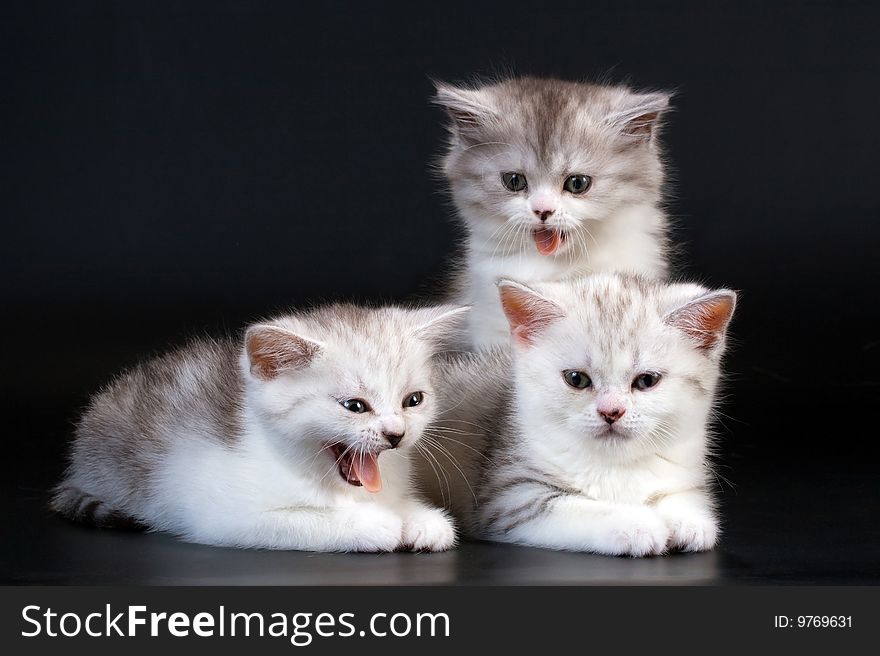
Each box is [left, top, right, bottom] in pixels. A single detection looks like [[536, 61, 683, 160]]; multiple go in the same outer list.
[[2, 0, 878, 584]]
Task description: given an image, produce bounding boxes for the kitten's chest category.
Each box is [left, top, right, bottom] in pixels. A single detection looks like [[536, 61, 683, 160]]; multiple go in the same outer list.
[[468, 251, 586, 290], [565, 459, 693, 505]]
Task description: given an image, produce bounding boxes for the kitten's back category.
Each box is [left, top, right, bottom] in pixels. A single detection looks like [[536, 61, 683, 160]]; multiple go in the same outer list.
[[51, 337, 244, 527]]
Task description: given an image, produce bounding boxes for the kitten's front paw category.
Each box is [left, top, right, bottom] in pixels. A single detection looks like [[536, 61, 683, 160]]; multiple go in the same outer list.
[[401, 506, 457, 552], [664, 512, 718, 552], [343, 505, 404, 552], [603, 507, 669, 557]]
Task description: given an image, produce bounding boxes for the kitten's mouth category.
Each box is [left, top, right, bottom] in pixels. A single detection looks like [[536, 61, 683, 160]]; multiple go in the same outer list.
[[327, 443, 383, 493], [533, 227, 566, 256], [597, 425, 628, 439]]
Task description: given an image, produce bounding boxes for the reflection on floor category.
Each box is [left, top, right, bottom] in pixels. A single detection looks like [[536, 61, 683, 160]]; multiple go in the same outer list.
[[4, 459, 878, 585]]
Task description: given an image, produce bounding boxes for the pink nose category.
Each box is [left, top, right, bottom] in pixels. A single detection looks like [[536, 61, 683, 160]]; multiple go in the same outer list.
[[533, 209, 554, 222], [381, 416, 405, 439], [598, 406, 625, 425]]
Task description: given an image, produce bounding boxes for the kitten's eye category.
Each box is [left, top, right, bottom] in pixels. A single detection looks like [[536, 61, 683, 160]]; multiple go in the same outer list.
[[403, 391, 424, 408], [563, 370, 592, 389], [340, 398, 370, 413], [563, 174, 592, 194], [633, 372, 662, 391], [501, 172, 528, 192]]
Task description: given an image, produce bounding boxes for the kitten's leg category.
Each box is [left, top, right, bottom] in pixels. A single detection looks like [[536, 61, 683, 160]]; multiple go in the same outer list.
[[180, 502, 404, 552], [481, 483, 669, 557], [653, 489, 718, 552], [397, 500, 457, 552]]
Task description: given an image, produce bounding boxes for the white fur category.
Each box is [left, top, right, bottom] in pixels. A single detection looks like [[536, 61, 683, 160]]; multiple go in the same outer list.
[[57, 305, 468, 552], [461, 203, 667, 346], [420, 274, 735, 556], [143, 415, 444, 552], [435, 78, 671, 349]]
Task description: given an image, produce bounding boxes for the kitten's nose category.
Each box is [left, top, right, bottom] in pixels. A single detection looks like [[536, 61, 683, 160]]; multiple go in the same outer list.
[[382, 431, 404, 448], [533, 209, 554, 222], [598, 407, 625, 425]]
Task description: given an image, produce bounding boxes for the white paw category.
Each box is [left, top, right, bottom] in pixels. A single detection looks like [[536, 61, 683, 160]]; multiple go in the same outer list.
[[664, 512, 718, 552], [344, 505, 404, 552], [401, 506, 457, 552], [602, 507, 669, 557]]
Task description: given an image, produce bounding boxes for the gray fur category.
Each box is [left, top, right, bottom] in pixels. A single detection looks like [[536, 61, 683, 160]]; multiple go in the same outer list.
[[52, 338, 244, 527], [433, 76, 674, 349], [417, 273, 737, 554]]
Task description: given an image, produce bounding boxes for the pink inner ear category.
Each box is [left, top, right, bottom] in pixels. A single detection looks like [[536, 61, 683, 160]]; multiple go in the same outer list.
[[246, 328, 319, 380], [669, 294, 735, 351], [499, 286, 562, 345], [623, 111, 659, 137]]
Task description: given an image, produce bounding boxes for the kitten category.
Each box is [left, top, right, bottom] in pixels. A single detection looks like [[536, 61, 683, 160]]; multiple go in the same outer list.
[[434, 76, 672, 348], [52, 303, 468, 552], [418, 274, 735, 556]]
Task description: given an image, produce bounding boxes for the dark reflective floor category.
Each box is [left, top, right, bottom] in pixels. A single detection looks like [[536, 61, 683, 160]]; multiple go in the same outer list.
[[4, 424, 878, 585], [3, 0, 880, 589]]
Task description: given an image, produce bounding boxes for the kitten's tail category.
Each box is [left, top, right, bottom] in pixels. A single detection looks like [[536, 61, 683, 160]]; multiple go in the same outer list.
[[50, 482, 145, 530]]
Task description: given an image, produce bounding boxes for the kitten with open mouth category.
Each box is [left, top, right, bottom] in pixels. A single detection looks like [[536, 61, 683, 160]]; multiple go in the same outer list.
[[52, 303, 468, 552], [434, 76, 673, 349], [533, 227, 566, 256], [327, 442, 384, 492]]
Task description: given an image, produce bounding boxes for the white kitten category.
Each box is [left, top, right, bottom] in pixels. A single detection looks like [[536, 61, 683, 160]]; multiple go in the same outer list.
[[418, 274, 735, 556], [52, 303, 468, 552], [435, 77, 672, 348]]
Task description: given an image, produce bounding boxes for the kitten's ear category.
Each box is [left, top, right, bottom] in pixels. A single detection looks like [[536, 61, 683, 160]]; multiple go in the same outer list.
[[412, 305, 471, 344], [664, 290, 737, 352], [498, 280, 565, 346], [608, 91, 671, 140], [244, 325, 323, 380], [433, 81, 496, 142]]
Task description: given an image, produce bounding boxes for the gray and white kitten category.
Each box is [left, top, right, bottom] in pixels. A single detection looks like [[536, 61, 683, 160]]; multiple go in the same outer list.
[[52, 303, 468, 552], [418, 274, 736, 556], [435, 77, 672, 348]]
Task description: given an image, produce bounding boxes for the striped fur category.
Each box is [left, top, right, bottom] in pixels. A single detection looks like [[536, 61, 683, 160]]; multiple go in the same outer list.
[[416, 273, 736, 556], [52, 303, 469, 552], [434, 77, 673, 349]]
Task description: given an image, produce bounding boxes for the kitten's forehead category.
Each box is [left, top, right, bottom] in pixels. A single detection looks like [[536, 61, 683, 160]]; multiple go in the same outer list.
[[276, 306, 431, 383], [488, 78, 620, 123], [481, 78, 628, 165], [539, 275, 676, 360], [578, 285, 652, 360]]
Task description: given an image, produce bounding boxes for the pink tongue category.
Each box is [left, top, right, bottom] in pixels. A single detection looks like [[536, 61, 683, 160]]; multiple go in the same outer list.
[[351, 452, 383, 493], [533, 228, 561, 255]]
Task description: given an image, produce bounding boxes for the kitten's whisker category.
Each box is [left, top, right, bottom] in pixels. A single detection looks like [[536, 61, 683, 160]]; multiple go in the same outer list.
[[432, 417, 491, 433], [420, 435, 478, 505], [491, 220, 519, 261], [304, 431, 350, 470], [462, 140, 513, 153], [425, 424, 480, 436], [422, 430, 490, 461], [417, 440, 452, 504], [318, 442, 356, 485], [415, 443, 448, 507], [483, 219, 516, 252]]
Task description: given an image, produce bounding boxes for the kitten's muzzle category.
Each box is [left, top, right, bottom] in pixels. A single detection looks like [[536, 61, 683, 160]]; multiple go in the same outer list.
[[383, 430, 404, 449], [598, 407, 625, 425], [327, 442, 384, 492]]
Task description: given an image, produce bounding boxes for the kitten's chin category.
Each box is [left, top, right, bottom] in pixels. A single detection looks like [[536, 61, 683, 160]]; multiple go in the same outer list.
[[326, 442, 384, 493], [592, 425, 632, 441]]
